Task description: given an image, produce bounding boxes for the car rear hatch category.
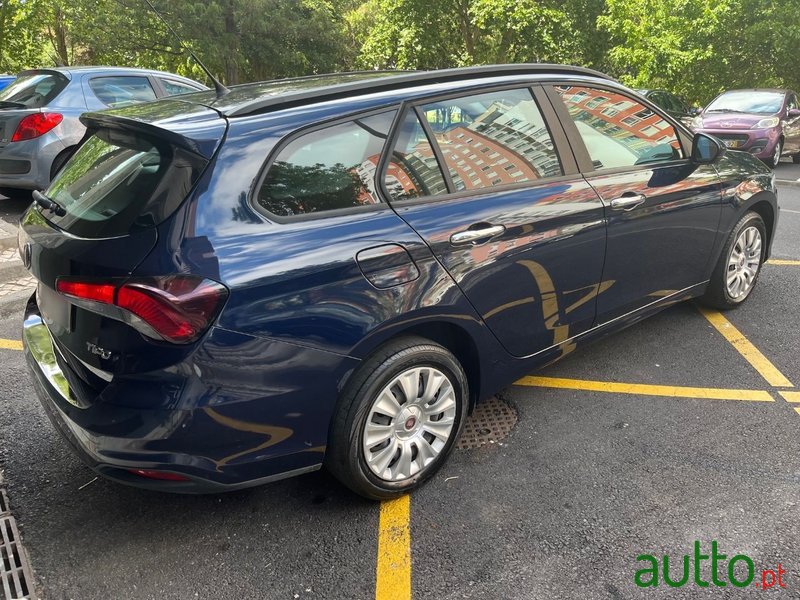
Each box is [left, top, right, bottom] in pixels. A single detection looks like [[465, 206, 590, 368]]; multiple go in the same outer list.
[[20, 99, 227, 405], [0, 70, 70, 149]]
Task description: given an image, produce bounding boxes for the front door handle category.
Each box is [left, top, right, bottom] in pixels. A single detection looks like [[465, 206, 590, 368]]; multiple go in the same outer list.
[[450, 224, 506, 246], [609, 193, 646, 211]]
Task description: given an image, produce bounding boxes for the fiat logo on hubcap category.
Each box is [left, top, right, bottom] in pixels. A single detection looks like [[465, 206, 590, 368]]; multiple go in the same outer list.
[[404, 416, 417, 430]]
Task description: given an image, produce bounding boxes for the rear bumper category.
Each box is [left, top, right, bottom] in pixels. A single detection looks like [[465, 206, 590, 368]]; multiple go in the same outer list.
[[22, 294, 355, 492], [0, 134, 64, 190]]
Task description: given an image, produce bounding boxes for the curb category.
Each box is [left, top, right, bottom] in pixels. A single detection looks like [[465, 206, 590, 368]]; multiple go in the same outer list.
[[0, 235, 17, 252], [0, 288, 31, 319], [0, 261, 29, 283], [776, 178, 800, 189]]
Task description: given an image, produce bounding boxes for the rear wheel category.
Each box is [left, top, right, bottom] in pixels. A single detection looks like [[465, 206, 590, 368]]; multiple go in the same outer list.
[[793, 153, 800, 165], [701, 211, 766, 309], [326, 337, 468, 500]]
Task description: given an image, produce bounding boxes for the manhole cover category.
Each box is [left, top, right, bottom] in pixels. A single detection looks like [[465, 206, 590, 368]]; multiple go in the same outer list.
[[457, 395, 517, 450]]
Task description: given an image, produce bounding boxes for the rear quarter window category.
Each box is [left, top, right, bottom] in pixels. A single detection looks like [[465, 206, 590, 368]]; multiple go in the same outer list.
[[0, 72, 68, 108], [255, 111, 397, 218], [42, 127, 207, 238]]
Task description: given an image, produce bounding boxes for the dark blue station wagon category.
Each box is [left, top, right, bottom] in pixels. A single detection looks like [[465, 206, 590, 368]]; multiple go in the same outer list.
[[20, 65, 778, 499]]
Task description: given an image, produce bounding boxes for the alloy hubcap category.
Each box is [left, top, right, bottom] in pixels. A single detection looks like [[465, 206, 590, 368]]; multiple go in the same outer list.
[[362, 366, 457, 482], [774, 143, 781, 165], [726, 225, 762, 300]]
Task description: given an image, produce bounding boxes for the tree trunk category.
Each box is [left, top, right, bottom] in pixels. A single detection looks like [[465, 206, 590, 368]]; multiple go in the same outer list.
[[48, 5, 70, 66], [224, 0, 239, 84], [0, 2, 9, 70]]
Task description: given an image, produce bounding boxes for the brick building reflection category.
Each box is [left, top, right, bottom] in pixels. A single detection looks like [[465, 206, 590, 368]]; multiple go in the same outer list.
[[555, 85, 680, 158], [374, 97, 563, 200]]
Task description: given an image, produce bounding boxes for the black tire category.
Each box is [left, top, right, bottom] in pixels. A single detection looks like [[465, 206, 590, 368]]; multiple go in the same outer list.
[[766, 139, 783, 168], [325, 336, 468, 500], [701, 211, 766, 310], [50, 147, 75, 180], [793, 153, 800, 165]]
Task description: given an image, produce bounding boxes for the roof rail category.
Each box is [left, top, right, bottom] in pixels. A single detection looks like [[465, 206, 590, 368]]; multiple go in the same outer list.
[[226, 63, 614, 117]]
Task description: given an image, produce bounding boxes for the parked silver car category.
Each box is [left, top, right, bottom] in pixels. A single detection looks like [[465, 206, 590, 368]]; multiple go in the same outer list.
[[0, 66, 206, 194]]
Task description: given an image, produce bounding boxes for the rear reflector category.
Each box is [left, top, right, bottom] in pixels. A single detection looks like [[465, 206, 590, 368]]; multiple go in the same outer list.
[[127, 469, 190, 482], [56, 275, 228, 344], [11, 113, 63, 142]]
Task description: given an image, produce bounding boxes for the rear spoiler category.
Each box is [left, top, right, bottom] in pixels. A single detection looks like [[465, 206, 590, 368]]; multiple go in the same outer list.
[[80, 108, 226, 159]]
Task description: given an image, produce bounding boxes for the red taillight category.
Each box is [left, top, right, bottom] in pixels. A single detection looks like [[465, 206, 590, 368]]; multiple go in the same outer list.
[[127, 469, 190, 482], [56, 275, 228, 344], [11, 113, 63, 142]]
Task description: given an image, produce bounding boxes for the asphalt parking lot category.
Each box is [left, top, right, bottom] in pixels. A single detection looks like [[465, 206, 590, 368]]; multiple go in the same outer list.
[[0, 175, 799, 599]]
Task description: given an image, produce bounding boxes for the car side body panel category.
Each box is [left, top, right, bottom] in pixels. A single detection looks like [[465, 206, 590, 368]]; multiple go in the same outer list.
[[18, 66, 781, 492]]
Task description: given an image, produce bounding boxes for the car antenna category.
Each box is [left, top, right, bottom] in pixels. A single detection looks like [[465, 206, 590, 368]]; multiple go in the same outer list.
[[141, 0, 230, 98]]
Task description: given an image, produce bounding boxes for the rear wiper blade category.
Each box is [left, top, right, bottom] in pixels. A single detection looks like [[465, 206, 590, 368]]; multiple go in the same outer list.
[[33, 190, 66, 217], [0, 100, 26, 109]]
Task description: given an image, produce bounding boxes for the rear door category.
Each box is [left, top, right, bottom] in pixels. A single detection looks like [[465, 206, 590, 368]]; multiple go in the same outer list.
[[546, 83, 722, 323], [83, 75, 158, 109], [380, 85, 607, 358]]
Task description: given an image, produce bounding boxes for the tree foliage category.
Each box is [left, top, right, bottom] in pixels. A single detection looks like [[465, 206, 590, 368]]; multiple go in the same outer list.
[[1, 0, 799, 103]]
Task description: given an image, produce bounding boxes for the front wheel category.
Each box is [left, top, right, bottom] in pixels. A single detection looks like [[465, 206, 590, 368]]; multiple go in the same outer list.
[[326, 337, 468, 500], [793, 152, 800, 165], [766, 139, 783, 168], [701, 211, 766, 309]]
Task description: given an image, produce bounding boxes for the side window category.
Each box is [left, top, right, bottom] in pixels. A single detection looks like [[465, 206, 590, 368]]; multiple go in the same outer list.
[[256, 111, 396, 217], [159, 78, 200, 96], [384, 111, 448, 202], [647, 92, 666, 110], [419, 88, 563, 192], [667, 93, 689, 113], [555, 85, 684, 170], [89, 76, 157, 107], [788, 94, 798, 111]]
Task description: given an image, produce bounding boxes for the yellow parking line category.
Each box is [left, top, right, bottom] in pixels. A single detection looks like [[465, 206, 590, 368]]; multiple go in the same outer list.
[[375, 495, 411, 600], [767, 259, 800, 266], [515, 376, 774, 402], [0, 338, 22, 351], [779, 391, 800, 403], [697, 307, 793, 388]]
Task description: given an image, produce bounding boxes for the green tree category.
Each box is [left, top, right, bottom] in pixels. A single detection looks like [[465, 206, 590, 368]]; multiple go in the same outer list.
[[0, 0, 46, 73]]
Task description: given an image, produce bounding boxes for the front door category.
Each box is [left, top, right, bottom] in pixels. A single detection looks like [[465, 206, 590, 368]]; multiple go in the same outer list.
[[380, 86, 607, 358], [784, 92, 800, 155], [547, 84, 723, 323]]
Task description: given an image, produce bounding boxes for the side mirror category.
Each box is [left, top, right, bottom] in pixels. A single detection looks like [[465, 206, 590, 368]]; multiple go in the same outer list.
[[691, 132, 725, 164], [689, 106, 701, 116], [788, 108, 800, 118]]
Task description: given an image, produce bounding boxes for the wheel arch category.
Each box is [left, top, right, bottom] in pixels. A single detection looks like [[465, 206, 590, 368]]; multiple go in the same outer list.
[[50, 145, 77, 180], [748, 195, 777, 258], [346, 317, 490, 412]]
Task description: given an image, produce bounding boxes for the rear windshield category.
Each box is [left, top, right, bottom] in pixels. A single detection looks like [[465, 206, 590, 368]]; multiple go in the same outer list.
[[0, 72, 68, 108], [42, 128, 207, 238]]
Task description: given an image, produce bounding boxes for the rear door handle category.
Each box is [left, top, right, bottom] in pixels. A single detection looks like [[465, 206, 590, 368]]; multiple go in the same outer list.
[[609, 193, 646, 211], [450, 224, 506, 246]]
